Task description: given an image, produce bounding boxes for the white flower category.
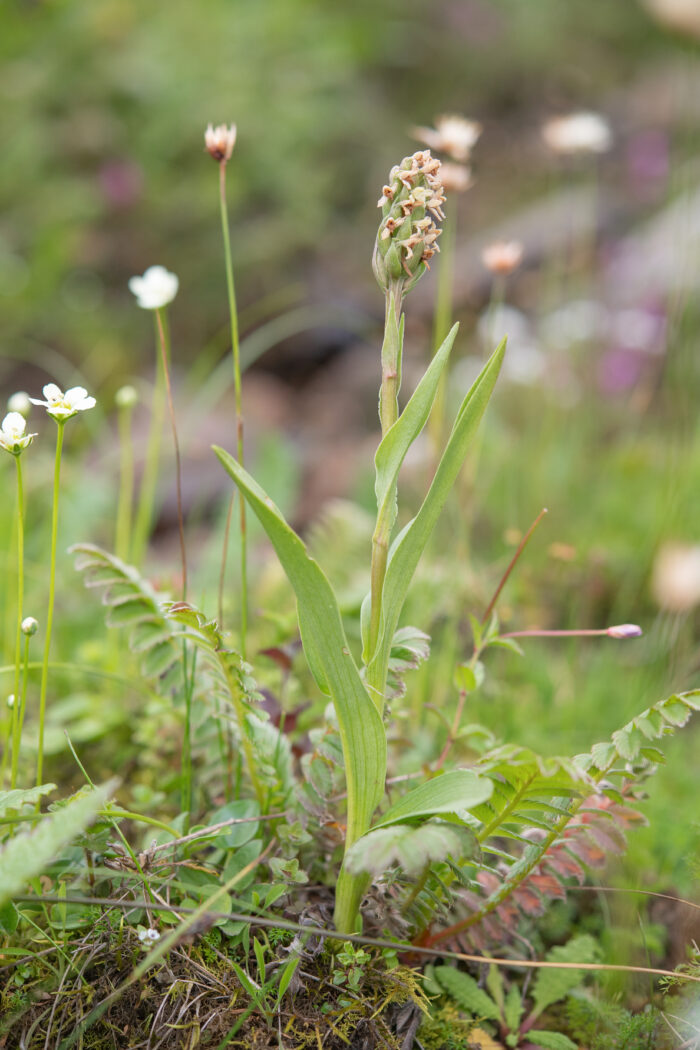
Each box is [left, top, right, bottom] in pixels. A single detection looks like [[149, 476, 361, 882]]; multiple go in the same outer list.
[[6, 694, 15, 709], [137, 927, 159, 942], [21, 616, 38, 636], [128, 266, 179, 310], [542, 112, 613, 155], [7, 391, 31, 416], [0, 412, 36, 454], [29, 383, 96, 422], [115, 384, 138, 409], [205, 122, 237, 162], [412, 115, 482, 161]]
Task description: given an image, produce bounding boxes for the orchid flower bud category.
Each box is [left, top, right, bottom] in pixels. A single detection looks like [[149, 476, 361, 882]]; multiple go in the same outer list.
[[372, 150, 445, 296]]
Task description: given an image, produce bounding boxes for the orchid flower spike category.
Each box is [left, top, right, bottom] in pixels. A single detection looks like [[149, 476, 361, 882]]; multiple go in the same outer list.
[[0, 412, 37, 455], [29, 384, 96, 423], [128, 266, 179, 310]]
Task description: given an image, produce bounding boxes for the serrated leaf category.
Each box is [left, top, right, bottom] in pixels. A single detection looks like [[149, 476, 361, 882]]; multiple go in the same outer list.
[[530, 935, 600, 1019], [0, 782, 116, 907], [0, 784, 56, 819], [504, 982, 523, 1032], [374, 769, 493, 829], [528, 1032, 578, 1050], [345, 821, 468, 877], [433, 966, 501, 1021]]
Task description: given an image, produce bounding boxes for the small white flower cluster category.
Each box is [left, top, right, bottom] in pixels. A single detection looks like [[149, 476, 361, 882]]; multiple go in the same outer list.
[[1, 381, 97, 459], [128, 266, 179, 310], [137, 927, 160, 943], [541, 112, 613, 156]]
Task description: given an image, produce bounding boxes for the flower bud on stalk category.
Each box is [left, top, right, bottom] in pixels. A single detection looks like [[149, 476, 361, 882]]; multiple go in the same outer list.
[[373, 150, 445, 296]]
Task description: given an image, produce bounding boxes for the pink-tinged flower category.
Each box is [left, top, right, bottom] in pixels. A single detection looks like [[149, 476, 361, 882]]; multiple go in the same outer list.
[[0, 412, 36, 455], [606, 624, 642, 639], [29, 383, 96, 422], [542, 112, 613, 155], [481, 240, 524, 276], [652, 543, 700, 612], [440, 162, 473, 194], [411, 115, 482, 161], [204, 123, 237, 162]]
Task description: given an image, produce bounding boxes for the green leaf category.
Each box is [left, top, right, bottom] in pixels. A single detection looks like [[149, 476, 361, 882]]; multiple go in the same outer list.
[[214, 447, 386, 854], [367, 340, 505, 696], [0, 783, 56, 819], [528, 1032, 578, 1050], [530, 935, 600, 1019], [374, 769, 493, 830], [504, 982, 523, 1032], [345, 821, 468, 877], [0, 781, 116, 907], [433, 966, 502, 1021]]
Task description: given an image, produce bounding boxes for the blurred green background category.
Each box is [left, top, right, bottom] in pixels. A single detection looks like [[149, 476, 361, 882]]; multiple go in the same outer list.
[[3, 0, 700, 942]]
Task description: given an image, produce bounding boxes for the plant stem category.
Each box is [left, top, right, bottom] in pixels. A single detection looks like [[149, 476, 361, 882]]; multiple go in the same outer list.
[[115, 399, 135, 562], [36, 421, 65, 789], [481, 507, 548, 625], [14, 634, 31, 788], [367, 282, 404, 685], [132, 343, 166, 567], [217, 160, 248, 655], [154, 307, 187, 600], [10, 455, 25, 788], [428, 212, 457, 455]]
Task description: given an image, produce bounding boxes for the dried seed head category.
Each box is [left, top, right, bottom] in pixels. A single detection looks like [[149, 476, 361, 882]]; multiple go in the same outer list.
[[373, 150, 445, 294], [21, 616, 38, 636], [411, 115, 482, 161], [481, 240, 524, 276], [204, 123, 237, 163], [440, 162, 473, 194]]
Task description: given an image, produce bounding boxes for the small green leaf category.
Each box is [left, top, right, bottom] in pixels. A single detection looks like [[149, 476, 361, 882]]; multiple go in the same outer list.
[[0, 781, 116, 907], [374, 769, 493, 829], [433, 966, 501, 1021], [454, 664, 477, 692], [0, 784, 56, 819], [530, 935, 600, 1019], [345, 821, 468, 877], [528, 1031, 578, 1050]]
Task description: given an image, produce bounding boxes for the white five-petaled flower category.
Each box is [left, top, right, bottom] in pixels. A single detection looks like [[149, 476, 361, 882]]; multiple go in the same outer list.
[[128, 265, 179, 310], [29, 384, 96, 422], [205, 122, 237, 162], [541, 112, 613, 155], [411, 115, 482, 161], [0, 412, 37, 455]]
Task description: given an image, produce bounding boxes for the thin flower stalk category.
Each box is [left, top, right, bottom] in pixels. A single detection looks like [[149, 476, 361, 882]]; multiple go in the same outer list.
[[36, 422, 65, 788], [154, 307, 187, 600], [12, 622, 34, 789], [131, 364, 165, 568], [10, 455, 25, 788], [217, 157, 248, 654], [114, 387, 137, 562]]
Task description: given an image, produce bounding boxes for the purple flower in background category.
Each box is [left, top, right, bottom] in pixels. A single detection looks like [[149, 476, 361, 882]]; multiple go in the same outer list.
[[627, 130, 670, 201], [98, 161, 143, 209]]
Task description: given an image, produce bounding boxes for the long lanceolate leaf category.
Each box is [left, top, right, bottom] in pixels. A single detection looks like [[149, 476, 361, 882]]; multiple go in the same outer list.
[[214, 450, 387, 934], [213, 448, 386, 846], [366, 340, 506, 699], [363, 323, 459, 664]]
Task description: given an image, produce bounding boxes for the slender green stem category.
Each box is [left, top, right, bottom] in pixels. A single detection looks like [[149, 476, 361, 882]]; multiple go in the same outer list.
[[9, 456, 25, 788], [154, 307, 187, 600], [36, 422, 65, 789], [428, 213, 457, 455], [115, 401, 135, 562], [13, 634, 31, 787], [367, 283, 404, 681], [217, 160, 248, 655], [132, 342, 166, 567]]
